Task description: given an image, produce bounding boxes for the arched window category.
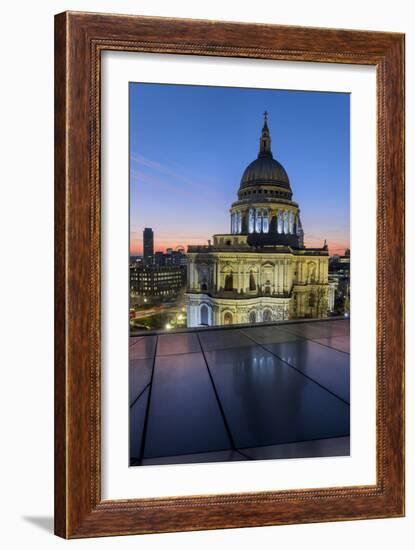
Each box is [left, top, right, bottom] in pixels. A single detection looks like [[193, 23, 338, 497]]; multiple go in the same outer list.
[[249, 271, 256, 291], [263, 309, 272, 322], [277, 210, 283, 234], [231, 213, 236, 234], [289, 211, 294, 234], [262, 209, 269, 233], [283, 211, 289, 234], [237, 211, 242, 234], [224, 273, 233, 291], [255, 209, 262, 233], [200, 304, 209, 325], [309, 293, 316, 308], [200, 281, 207, 291], [249, 310, 257, 324], [224, 312, 233, 325], [248, 208, 254, 234]]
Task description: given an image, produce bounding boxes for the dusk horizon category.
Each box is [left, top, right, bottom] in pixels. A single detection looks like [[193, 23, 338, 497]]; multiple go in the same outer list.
[[130, 83, 350, 256]]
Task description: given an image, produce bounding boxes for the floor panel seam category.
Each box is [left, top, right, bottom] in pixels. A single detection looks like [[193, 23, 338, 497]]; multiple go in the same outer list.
[[241, 330, 350, 406], [129, 382, 151, 409], [196, 332, 239, 452], [137, 336, 159, 463]]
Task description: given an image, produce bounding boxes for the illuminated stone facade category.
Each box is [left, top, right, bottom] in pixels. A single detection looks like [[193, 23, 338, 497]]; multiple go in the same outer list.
[[186, 113, 329, 327]]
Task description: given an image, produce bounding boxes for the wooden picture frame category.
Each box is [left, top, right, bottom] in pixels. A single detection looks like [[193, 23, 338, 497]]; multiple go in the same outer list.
[[54, 11, 405, 538]]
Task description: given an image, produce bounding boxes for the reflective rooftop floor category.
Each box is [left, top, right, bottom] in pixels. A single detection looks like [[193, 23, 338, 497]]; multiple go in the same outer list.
[[130, 319, 350, 466]]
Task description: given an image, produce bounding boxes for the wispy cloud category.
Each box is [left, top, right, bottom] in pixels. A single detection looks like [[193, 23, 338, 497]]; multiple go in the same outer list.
[[130, 170, 200, 199], [131, 153, 215, 194]]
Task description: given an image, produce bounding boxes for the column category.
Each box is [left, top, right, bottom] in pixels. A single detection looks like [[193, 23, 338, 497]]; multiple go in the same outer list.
[[273, 262, 278, 294], [192, 262, 197, 290], [275, 261, 280, 294], [190, 261, 195, 290], [257, 263, 262, 292], [239, 262, 243, 293], [187, 262, 192, 289], [283, 259, 288, 293], [213, 260, 217, 290], [287, 259, 292, 290]]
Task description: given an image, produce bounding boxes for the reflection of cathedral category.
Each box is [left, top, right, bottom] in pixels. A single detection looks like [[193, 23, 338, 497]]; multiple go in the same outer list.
[[186, 113, 329, 327]]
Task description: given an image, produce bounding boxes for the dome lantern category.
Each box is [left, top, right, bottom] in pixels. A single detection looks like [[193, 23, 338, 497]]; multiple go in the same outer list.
[[259, 110, 272, 158]]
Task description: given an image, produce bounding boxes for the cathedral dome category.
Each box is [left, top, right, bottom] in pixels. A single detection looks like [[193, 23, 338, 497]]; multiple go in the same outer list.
[[240, 156, 290, 189], [239, 111, 291, 192]]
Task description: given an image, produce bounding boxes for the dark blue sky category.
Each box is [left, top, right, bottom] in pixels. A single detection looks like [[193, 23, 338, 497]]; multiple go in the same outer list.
[[130, 82, 350, 255]]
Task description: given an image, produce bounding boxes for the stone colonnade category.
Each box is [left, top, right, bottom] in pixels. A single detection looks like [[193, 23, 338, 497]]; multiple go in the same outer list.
[[187, 255, 328, 295], [231, 207, 297, 235]]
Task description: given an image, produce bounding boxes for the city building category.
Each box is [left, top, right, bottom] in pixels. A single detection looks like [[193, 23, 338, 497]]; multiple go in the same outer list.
[[143, 227, 154, 261], [166, 248, 187, 267], [154, 251, 165, 267], [186, 113, 329, 327], [154, 248, 187, 267], [130, 264, 186, 300], [329, 249, 350, 315], [130, 229, 188, 305]]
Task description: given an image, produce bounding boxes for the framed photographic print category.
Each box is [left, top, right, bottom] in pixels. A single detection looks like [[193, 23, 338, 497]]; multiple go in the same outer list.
[[54, 11, 405, 538]]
